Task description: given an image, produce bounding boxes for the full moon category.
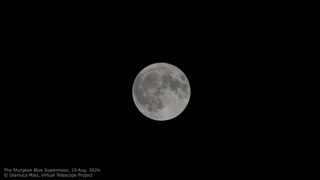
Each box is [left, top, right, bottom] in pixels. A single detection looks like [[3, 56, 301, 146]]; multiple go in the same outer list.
[[132, 63, 191, 121]]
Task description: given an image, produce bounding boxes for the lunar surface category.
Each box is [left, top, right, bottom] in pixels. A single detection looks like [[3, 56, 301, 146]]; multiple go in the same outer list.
[[132, 63, 191, 121]]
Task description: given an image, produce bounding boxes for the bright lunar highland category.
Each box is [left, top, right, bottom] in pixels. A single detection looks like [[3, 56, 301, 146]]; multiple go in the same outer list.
[[132, 63, 191, 121]]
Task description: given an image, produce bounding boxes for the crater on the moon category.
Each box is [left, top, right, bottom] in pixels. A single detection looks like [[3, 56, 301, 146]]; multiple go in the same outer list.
[[132, 63, 191, 121]]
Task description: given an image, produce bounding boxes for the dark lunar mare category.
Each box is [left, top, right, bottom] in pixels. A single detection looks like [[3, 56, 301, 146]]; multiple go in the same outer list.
[[147, 95, 163, 112], [141, 72, 159, 90], [134, 72, 164, 112], [133, 73, 149, 107], [160, 73, 188, 94], [134, 69, 188, 113]]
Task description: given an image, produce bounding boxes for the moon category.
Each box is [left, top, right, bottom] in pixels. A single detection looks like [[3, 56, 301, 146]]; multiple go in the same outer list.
[[132, 62, 191, 121]]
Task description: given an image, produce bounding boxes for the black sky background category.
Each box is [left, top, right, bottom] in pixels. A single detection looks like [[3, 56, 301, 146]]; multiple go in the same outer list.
[[2, 2, 297, 178]]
